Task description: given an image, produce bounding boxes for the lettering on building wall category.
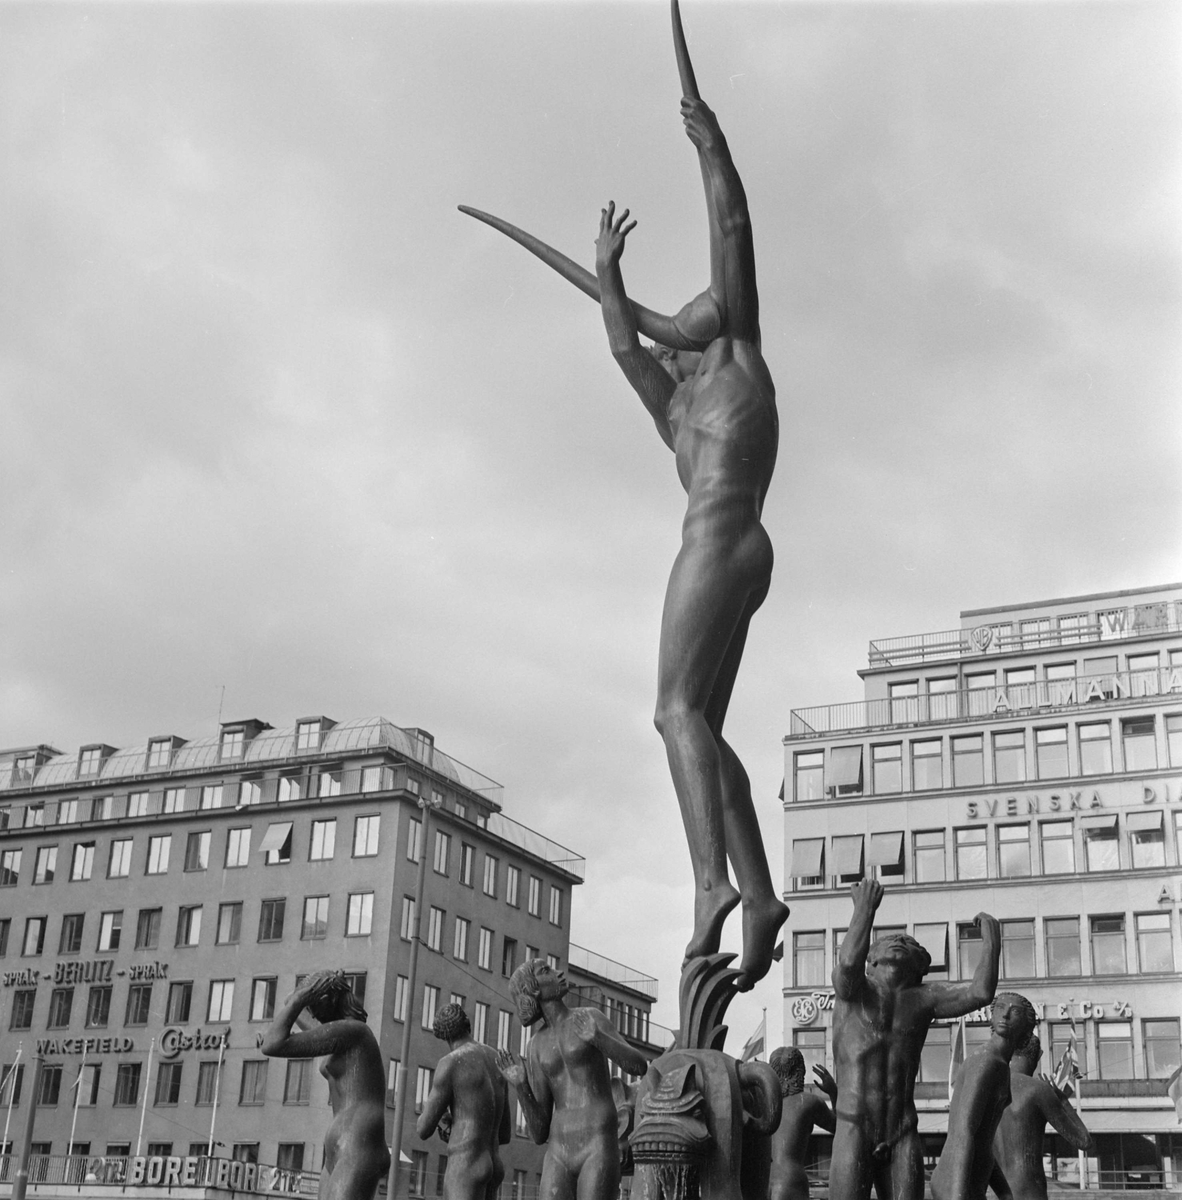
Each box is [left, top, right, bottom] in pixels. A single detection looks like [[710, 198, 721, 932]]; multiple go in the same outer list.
[[123, 1156, 304, 1194], [2, 958, 170, 988], [127, 961, 169, 981], [159, 1026, 230, 1060], [790, 993, 1136, 1027], [54, 959, 115, 985], [2, 969, 40, 988], [966, 791, 1102, 820], [37, 1036, 134, 1055]]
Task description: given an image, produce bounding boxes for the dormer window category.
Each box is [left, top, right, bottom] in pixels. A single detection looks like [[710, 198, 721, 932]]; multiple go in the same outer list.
[[220, 729, 245, 762], [295, 717, 335, 752], [13, 755, 36, 784], [78, 746, 108, 777], [147, 739, 174, 770]]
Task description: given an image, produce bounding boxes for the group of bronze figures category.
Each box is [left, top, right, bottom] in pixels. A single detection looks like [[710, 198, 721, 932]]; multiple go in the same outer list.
[[259, 4, 1093, 1200]]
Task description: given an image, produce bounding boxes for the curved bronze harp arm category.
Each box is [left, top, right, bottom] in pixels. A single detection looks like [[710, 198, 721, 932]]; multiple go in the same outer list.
[[671, 0, 700, 102], [456, 205, 704, 354]]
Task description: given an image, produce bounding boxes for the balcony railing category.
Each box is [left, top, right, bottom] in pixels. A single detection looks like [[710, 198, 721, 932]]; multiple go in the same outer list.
[[569, 943, 659, 1000], [868, 603, 1181, 668], [486, 812, 585, 881], [789, 666, 1180, 737]]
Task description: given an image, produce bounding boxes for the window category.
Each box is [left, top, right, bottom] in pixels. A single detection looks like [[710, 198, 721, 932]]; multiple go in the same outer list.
[[216, 903, 242, 945], [284, 1060, 311, 1104], [360, 765, 383, 793], [919, 1025, 951, 1083], [993, 731, 1026, 783], [478, 928, 493, 970], [184, 831, 211, 872], [913, 923, 949, 980], [302, 896, 329, 940], [38, 1064, 63, 1105], [997, 824, 1031, 878], [1144, 1019, 1181, 1079], [527, 876, 542, 916], [1122, 717, 1157, 770], [58, 798, 83, 825], [474, 1002, 489, 1044], [48, 987, 74, 1029], [401, 897, 416, 941], [59, 914, 84, 955], [407, 818, 422, 864], [250, 978, 277, 1021], [176, 906, 202, 947], [433, 831, 450, 875], [505, 865, 520, 907], [409, 1150, 428, 1198], [34, 846, 57, 884], [77, 1065, 102, 1108], [85, 986, 112, 1028], [318, 768, 342, 798], [125, 985, 152, 1025], [1082, 816, 1119, 871], [793, 932, 825, 987], [199, 785, 223, 811], [25, 803, 45, 827], [0, 918, 7, 956], [310, 819, 336, 860], [421, 985, 439, 1031], [113, 1063, 141, 1106], [125, 790, 149, 817], [790, 838, 824, 887], [162, 788, 184, 814], [78, 746, 104, 777], [296, 720, 322, 751], [1039, 821, 1075, 874], [107, 839, 132, 878], [145, 1142, 172, 1158], [214, 827, 247, 869], [1166, 713, 1182, 766], [427, 907, 444, 952], [828, 745, 863, 796], [22, 917, 46, 956], [239, 1061, 268, 1105], [277, 774, 302, 803], [1000, 919, 1034, 978], [1128, 811, 1165, 868], [347, 892, 373, 936], [69, 843, 94, 882], [868, 831, 904, 880], [9, 990, 35, 1029], [147, 739, 173, 769], [261, 822, 293, 865], [955, 827, 987, 880], [794, 751, 824, 801], [1032, 727, 1068, 779], [195, 1061, 219, 1105], [1135, 913, 1173, 973], [483, 855, 498, 897], [146, 835, 170, 874], [98, 911, 122, 952], [459, 844, 474, 886], [201, 980, 233, 1024], [497, 1010, 512, 1051], [414, 1067, 434, 1115], [871, 744, 902, 793], [951, 735, 984, 787], [134, 908, 161, 950], [451, 916, 470, 961], [1090, 915, 1126, 974], [957, 922, 982, 979], [913, 830, 945, 882], [166, 982, 193, 1023], [966, 671, 997, 716], [258, 899, 286, 942], [1078, 722, 1112, 774], [239, 778, 262, 806], [911, 741, 941, 791], [0, 849, 20, 886], [1040, 916, 1080, 977], [393, 976, 409, 1022], [793, 1029, 826, 1076], [502, 937, 517, 977], [832, 835, 864, 882], [348, 815, 380, 858], [1097, 1023, 1134, 1080]]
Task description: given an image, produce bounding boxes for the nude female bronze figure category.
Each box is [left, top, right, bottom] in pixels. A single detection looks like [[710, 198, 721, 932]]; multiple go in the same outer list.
[[460, 0, 788, 990], [418, 1004, 510, 1200], [497, 959, 648, 1200], [261, 971, 391, 1200]]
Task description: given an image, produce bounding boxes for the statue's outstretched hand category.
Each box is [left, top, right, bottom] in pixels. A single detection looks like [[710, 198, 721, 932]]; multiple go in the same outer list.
[[570, 1007, 600, 1046], [680, 98, 722, 152], [496, 1049, 526, 1087], [813, 1064, 838, 1100], [850, 878, 883, 913], [595, 201, 636, 272]]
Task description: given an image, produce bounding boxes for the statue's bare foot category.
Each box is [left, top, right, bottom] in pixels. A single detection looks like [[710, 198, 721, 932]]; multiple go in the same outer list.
[[683, 879, 741, 964], [734, 897, 790, 991]]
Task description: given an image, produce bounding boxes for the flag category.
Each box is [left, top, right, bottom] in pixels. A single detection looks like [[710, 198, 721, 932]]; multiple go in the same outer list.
[[1053, 1012, 1082, 1096], [1167, 1064, 1182, 1122], [741, 1013, 766, 1063], [947, 1019, 966, 1096]]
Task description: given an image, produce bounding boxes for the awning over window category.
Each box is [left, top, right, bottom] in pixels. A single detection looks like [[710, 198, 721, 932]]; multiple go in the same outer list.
[[1080, 813, 1118, 831], [913, 923, 949, 969], [1125, 810, 1163, 832], [790, 839, 824, 877], [258, 822, 293, 853], [832, 835, 864, 876], [867, 831, 903, 868], [829, 747, 863, 787]]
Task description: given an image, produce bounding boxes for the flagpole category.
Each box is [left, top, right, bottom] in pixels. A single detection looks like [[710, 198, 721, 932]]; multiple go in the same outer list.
[[2, 1045, 22, 1166], [207, 1035, 227, 1156], [761, 1009, 766, 1062], [68, 1053, 85, 1163], [136, 1039, 155, 1157]]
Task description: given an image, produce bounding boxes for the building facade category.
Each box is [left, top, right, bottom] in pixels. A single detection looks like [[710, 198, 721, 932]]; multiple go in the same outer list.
[[782, 584, 1182, 1189], [0, 716, 587, 1198]]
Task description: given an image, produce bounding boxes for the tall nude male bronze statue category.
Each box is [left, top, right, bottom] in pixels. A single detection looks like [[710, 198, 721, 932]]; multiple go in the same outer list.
[[417, 1004, 511, 1200], [988, 1034, 1092, 1200], [461, 0, 787, 990], [768, 1050, 837, 1200], [261, 971, 390, 1200], [931, 994, 1037, 1200], [498, 959, 648, 1200], [829, 880, 1001, 1200]]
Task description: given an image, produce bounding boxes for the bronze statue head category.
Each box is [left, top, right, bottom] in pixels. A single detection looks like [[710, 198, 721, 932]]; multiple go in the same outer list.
[[433, 1003, 471, 1044], [509, 958, 567, 1027], [866, 933, 931, 980], [991, 992, 1037, 1046], [305, 970, 368, 1024], [769, 1046, 806, 1097]]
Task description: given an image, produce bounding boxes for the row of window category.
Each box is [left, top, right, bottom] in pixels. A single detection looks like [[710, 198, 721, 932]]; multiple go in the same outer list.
[[791, 910, 1178, 988], [790, 809, 1182, 889], [0, 892, 375, 962], [793, 713, 1182, 800], [404, 821, 564, 926]]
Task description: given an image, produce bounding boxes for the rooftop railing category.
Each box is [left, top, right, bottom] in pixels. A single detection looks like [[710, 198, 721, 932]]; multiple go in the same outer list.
[[487, 812, 586, 882], [788, 666, 1181, 738], [569, 943, 659, 1000]]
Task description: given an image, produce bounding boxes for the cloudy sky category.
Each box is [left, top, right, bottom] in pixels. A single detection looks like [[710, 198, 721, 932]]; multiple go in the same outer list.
[[2, 0, 1179, 1045]]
